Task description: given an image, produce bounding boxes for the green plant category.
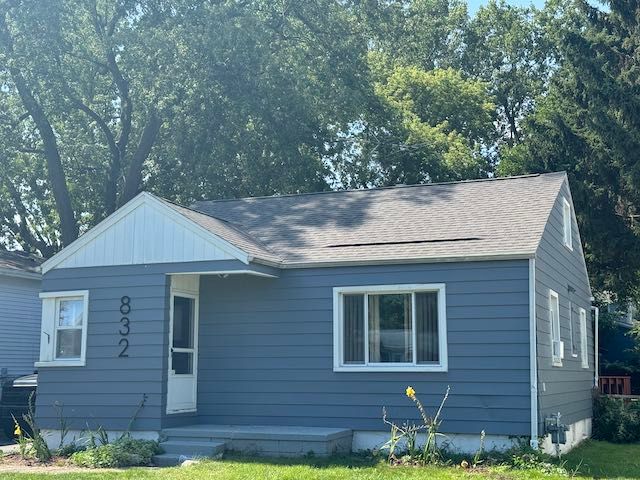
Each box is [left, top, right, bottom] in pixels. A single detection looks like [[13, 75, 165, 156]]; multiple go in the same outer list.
[[53, 401, 70, 452], [119, 394, 147, 441], [70, 437, 161, 468], [472, 430, 485, 467], [382, 386, 450, 465], [57, 442, 85, 457], [13, 393, 52, 462], [507, 448, 568, 476], [12, 415, 30, 459], [593, 394, 640, 443], [82, 424, 110, 448]]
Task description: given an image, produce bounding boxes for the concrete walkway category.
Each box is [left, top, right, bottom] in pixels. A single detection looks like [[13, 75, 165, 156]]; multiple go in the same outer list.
[[0, 442, 18, 454]]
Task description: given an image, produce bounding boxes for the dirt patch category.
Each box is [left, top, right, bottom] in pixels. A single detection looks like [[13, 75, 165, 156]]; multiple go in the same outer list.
[[0, 453, 133, 473]]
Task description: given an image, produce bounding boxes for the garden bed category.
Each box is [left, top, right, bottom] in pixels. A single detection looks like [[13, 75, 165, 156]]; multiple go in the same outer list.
[[0, 440, 638, 479], [0, 452, 126, 473]]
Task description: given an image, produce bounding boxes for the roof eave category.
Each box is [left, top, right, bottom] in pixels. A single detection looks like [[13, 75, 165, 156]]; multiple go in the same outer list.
[[249, 252, 535, 270], [0, 267, 41, 280]]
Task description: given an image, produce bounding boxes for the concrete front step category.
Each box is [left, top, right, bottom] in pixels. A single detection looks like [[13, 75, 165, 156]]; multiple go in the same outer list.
[[161, 440, 226, 456], [160, 425, 353, 458]]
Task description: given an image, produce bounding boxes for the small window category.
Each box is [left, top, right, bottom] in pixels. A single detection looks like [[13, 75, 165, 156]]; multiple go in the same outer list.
[[562, 197, 573, 250], [37, 291, 89, 367], [579, 308, 589, 368], [568, 302, 578, 357], [549, 290, 563, 366], [333, 284, 447, 372]]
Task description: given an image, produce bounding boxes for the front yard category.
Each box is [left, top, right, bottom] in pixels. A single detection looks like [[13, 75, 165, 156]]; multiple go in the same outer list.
[[0, 440, 639, 480]]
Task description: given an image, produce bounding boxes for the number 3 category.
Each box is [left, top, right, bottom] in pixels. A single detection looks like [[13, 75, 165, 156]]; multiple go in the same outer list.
[[119, 317, 130, 335]]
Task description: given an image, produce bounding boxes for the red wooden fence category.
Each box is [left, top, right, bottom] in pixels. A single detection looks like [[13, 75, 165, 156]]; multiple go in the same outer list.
[[599, 376, 632, 395]]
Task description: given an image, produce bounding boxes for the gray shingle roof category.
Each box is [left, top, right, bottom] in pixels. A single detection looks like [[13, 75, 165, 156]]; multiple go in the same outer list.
[[0, 249, 43, 275], [182, 172, 567, 267], [158, 198, 283, 263]]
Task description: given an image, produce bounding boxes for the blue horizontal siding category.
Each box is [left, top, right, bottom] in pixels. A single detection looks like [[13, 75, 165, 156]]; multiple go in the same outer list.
[[195, 260, 531, 436], [535, 180, 594, 429], [36, 259, 532, 437], [0, 275, 41, 376], [35, 268, 170, 432]]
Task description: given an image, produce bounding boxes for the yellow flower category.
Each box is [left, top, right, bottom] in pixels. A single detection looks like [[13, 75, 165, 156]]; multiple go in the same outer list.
[[14, 424, 21, 437], [405, 386, 416, 398]]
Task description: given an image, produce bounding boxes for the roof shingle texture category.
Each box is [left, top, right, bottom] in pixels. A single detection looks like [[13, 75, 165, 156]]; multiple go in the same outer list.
[[0, 249, 43, 274], [182, 172, 566, 266]]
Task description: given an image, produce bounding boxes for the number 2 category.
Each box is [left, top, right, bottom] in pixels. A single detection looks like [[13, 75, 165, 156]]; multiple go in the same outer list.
[[118, 338, 129, 357]]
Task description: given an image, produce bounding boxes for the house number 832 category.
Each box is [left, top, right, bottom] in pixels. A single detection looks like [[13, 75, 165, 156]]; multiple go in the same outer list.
[[119, 296, 131, 357]]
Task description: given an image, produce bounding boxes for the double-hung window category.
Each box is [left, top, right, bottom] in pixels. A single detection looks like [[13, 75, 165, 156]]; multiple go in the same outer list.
[[562, 197, 573, 250], [333, 284, 447, 372], [37, 291, 89, 367], [549, 289, 563, 366]]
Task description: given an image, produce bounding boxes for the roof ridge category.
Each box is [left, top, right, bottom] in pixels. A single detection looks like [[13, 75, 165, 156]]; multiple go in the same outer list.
[[157, 196, 284, 260], [194, 172, 564, 204]]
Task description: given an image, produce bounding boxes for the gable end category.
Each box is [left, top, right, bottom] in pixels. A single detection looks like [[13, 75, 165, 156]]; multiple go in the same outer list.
[[41, 193, 250, 273]]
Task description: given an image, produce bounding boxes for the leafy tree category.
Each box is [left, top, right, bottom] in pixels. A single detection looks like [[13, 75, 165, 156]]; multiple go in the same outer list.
[[0, 0, 177, 252], [465, 0, 552, 145], [331, 64, 495, 187], [147, 0, 373, 204], [499, 0, 640, 300], [359, 0, 469, 70], [0, 0, 374, 253]]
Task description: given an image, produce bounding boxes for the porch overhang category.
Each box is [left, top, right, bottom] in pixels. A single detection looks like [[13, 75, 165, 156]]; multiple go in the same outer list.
[[165, 259, 279, 278]]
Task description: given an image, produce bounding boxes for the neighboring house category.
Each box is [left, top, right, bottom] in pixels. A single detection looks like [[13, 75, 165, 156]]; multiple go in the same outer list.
[[34, 172, 594, 459], [0, 250, 42, 377]]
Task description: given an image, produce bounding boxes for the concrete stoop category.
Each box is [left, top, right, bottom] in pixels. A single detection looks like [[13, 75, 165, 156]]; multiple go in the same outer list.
[[153, 425, 353, 466]]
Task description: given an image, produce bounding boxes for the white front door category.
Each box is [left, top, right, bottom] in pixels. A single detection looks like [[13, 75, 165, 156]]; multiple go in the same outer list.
[[167, 291, 199, 413]]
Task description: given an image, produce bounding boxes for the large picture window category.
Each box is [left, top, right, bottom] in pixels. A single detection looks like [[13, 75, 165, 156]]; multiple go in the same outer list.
[[333, 284, 447, 372]]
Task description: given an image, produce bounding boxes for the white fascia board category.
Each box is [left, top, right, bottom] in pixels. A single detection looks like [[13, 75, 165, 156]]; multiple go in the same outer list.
[[281, 252, 534, 269]]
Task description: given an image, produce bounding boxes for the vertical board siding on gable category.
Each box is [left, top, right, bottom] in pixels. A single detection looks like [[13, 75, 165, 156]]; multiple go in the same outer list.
[[54, 202, 236, 270], [35, 265, 169, 431], [196, 260, 532, 436], [0, 276, 41, 376], [535, 181, 594, 428]]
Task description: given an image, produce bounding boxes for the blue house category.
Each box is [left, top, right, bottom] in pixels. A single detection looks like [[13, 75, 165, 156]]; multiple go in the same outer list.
[[34, 172, 594, 461], [0, 250, 42, 378]]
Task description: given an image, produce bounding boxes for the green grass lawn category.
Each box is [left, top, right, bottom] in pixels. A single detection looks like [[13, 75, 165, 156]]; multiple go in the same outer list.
[[1, 440, 638, 480]]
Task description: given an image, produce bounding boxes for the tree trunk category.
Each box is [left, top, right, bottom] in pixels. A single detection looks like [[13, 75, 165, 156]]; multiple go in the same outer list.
[[0, 14, 79, 246], [120, 111, 162, 205]]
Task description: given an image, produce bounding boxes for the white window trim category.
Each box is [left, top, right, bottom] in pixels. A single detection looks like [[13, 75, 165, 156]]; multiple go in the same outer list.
[[333, 283, 448, 372], [579, 307, 589, 369], [36, 290, 89, 368], [562, 197, 573, 251], [549, 289, 563, 367]]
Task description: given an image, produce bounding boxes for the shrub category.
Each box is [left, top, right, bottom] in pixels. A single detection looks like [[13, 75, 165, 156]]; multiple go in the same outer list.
[[70, 438, 161, 468], [593, 395, 640, 443], [57, 442, 85, 458], [506, 448, 568, 476]]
